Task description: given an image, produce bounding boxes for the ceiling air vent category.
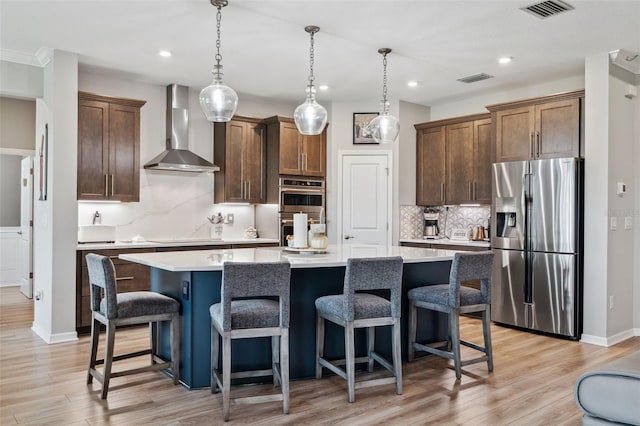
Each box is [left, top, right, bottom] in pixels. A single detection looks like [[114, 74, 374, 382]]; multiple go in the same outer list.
[[521, 0, 574, 19], [457, 73, 494, 84]]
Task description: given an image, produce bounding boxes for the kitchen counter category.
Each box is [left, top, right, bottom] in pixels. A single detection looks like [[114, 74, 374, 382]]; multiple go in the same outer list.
[[399, 238, 490, 248], [122, 243, 455, 388], [77, 238, 279, 250], [119, 244, 456, 272]]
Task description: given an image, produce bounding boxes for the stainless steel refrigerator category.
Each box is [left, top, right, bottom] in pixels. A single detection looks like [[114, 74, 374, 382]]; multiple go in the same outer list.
[[491, 157, 582, 339]]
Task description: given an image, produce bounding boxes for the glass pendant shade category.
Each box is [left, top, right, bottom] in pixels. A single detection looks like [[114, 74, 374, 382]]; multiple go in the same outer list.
[[199, 73, 238, 122], [369, 113, 400, 144], [294, 25, 327, 135], [294, 86, 328, 135]]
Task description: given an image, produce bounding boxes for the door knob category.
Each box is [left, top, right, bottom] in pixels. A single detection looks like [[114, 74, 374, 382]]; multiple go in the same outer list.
[[344, 235, 354, 240]]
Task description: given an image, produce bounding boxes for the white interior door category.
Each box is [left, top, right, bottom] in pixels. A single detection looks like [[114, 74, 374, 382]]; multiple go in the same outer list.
[[19, 156, 33, 298], [339, 152, 391, 245]]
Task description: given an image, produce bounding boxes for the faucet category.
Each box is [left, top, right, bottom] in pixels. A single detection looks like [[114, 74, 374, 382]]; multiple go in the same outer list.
[[92, 211, 101, 225]]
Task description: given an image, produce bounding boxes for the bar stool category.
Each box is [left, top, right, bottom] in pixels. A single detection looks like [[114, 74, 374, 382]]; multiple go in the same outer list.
[[85, 253, 180, 400], [315, 256, 403, 402], [407, 251, 494, 380], [210, 261, 291, 422]]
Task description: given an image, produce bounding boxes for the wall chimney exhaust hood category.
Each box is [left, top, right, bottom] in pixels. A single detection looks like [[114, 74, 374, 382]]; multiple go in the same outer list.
[[144, 84, 219, 172]]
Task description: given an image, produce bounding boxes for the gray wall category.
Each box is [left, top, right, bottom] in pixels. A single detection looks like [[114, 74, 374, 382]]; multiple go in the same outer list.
[[0, 155, 21, 226]]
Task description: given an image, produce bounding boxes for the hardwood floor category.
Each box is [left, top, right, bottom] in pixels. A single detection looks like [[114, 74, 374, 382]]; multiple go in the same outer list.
[[1, 286, 638, 425]]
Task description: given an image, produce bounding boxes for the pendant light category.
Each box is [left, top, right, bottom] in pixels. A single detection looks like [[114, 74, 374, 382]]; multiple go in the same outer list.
[[293, 26, 328, 135], [200, 0, 238, 122], [368, 48, 400, 144]]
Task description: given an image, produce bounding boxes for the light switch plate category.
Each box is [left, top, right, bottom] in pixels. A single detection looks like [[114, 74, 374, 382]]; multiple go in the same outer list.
[[624, 216, 632, 230], [610, 217, 617, 231]]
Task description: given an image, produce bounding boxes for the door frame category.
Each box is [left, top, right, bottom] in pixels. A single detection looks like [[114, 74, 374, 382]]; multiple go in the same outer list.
[[337, 150, 393, 245]]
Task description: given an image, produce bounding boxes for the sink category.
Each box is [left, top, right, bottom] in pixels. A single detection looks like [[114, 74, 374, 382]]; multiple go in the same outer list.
[[78, 225, 116, 243]]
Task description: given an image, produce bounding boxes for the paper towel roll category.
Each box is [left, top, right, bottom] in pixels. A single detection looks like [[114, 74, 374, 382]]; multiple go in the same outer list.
[[293, 213, 308, 248]]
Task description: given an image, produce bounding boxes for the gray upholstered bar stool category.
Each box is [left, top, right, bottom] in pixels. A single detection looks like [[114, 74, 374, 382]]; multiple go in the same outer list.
[[407, 251, 494, 380], [210, 261, 291, 422], [315, 256, 404, 403], [85, 253, 180, 400]]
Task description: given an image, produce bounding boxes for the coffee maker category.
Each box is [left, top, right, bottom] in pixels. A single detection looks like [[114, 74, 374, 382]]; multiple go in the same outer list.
[[423, 212, 440, 239]]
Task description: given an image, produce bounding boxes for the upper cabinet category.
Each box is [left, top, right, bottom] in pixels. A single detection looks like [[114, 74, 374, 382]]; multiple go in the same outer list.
[[77, 92, 145, 202], [263, 116, 327, 178], [213, 116, 266, 204], [415, 113, 491, 206], [487, 90, 584, 163]]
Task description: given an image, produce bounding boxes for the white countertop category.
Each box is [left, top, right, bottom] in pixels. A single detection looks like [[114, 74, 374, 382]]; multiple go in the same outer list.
[[77, 238, 279, 250], [119, 244, 457, 272], [399, 238, 490, 248]]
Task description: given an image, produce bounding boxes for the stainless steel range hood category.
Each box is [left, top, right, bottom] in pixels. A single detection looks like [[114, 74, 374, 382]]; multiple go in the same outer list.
[[144, 84, 219, 172]]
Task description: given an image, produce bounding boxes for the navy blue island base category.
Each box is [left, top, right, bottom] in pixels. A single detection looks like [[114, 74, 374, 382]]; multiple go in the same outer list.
[[150, 258, 453, 389]]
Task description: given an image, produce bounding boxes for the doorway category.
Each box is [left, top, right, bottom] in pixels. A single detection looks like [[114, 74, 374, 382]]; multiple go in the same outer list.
[[337, 151, 392, 245]]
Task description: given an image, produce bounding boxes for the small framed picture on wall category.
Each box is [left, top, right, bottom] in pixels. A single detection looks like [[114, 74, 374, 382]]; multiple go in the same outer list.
[[353, 112, 379, 144]]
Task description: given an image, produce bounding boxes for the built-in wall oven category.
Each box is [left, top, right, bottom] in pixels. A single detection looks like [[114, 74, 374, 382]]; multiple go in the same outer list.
[[279, 178, 325, 245]]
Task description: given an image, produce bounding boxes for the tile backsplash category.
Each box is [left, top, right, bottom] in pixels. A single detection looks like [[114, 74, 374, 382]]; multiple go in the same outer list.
[[400, 205, 490, 240]]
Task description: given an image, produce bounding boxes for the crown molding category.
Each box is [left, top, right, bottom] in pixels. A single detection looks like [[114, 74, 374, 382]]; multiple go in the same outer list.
[[0, 47, 52, 67]]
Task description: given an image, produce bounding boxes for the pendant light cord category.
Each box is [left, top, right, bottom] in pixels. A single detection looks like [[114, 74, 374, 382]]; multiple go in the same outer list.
[[215, 4, 223, 79], [381, 51, 389, 114], [308, 30, 315, 87]]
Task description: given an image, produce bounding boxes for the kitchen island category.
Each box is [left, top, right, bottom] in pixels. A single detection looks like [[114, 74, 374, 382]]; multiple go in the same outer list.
[[120, 244, 457, 388]]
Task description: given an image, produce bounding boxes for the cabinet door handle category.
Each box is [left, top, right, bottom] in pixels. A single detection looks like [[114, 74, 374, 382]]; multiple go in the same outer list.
[[536, 132, 541, 158], [108, 256, 120, 260], [104, 174, 109, 197], [247, 181, 251, 200], [115, 276, 134, 281], [111, 174, 114, 196], [473, 182, 477, 200], [302, 153, 307, 171], [530, 132, 534, 158], [468, 181, 473, 200], [441, 183, 445, 202]]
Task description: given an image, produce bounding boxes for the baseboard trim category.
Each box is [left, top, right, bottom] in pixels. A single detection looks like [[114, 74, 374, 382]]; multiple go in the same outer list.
[[580, 329, 636, 347], [31, 322, 78, 344]]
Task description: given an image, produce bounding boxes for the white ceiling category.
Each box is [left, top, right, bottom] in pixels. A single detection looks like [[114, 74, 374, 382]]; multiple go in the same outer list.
[[1, 0, 639, 106]]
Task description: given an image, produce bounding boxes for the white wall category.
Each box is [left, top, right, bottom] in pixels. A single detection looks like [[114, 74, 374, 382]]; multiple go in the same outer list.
[[399, 101, 430, 206], [0, 61, 43, 100], [32, 50, 79, 343], [607, 73, 637, 338]]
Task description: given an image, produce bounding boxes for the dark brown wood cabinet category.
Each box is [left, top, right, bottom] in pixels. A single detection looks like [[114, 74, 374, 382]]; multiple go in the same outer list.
[[77, 92, 145, 202], [415, 113, 491, 206], [263, 116, 327, 178], [488, 90, 583, 163], [214, 116, 266, 203], [416, 125, 446, 206]]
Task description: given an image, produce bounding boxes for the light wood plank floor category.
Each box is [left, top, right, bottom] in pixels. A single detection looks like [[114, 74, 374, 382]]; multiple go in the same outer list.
[[1, 286, 638, 425]]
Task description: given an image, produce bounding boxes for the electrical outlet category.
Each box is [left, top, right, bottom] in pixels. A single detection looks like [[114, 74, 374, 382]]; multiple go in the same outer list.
[[609, 295, 614, 310], [624, 216, 632, 230], [226, 213, 234, 224]]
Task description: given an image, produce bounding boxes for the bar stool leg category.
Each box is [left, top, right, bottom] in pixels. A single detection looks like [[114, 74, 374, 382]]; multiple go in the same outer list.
[[315, 315, 325, 379], [281, 328, 290, 414], [483, 308, 493, 372], [222, 332, 231, 421], [211, 324, 220, 394], [450, 311, 461, 380], [392, 318, 403, 395], [101, 321, 116, 400], [367, 327, 375, 372], [87, 316, 100, 384], [272, 335, 281, 386], [170, 314, 180, 385], [407, 300, 417, 362], [345, 322, 355, 403]]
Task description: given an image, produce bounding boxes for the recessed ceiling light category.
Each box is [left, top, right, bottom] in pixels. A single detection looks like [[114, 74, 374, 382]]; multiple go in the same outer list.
[[158, 50, 172, 58], [498, 56, 513, 64], [318, 84, 329, 91], [407, 81, 419, 88]]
